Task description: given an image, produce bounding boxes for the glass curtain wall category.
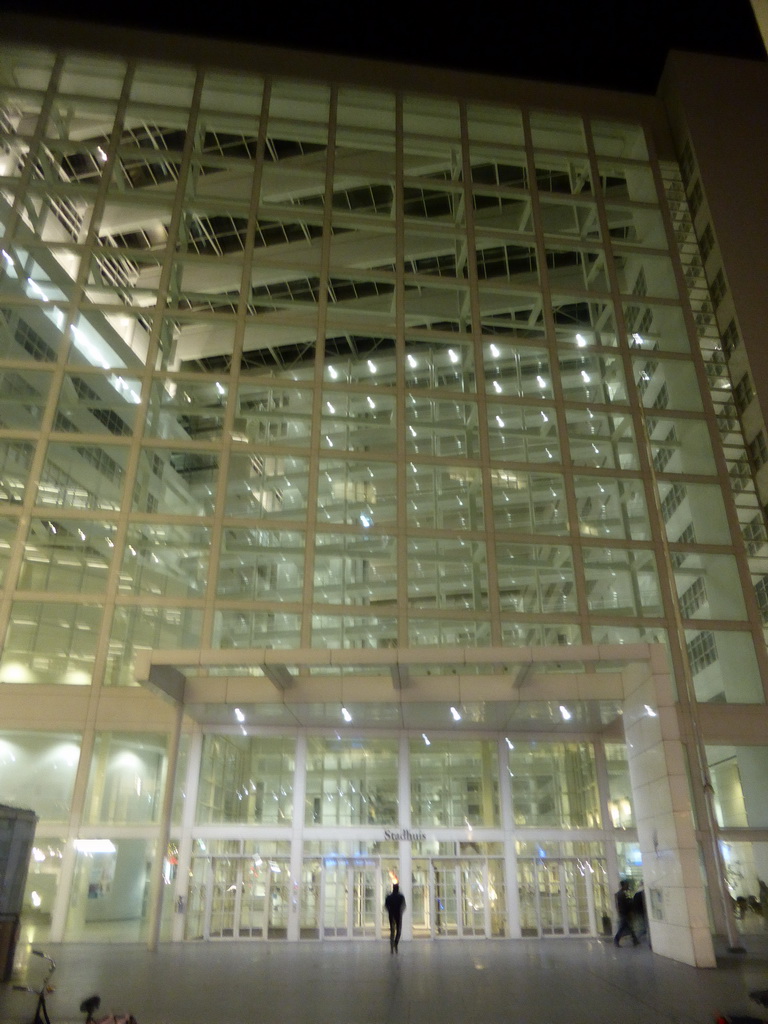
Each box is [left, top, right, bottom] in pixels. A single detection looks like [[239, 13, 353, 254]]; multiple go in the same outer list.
[[1, 40, 767, 944], [0, 46, 764, 702]]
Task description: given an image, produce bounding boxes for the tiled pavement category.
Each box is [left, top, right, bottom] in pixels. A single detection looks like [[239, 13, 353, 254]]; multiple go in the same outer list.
[[1, 934, 767, 1024]]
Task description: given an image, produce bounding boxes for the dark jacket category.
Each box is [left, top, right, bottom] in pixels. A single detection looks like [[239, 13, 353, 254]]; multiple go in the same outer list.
[[385, 891, 406, 919], [615, 887, 633, 919]]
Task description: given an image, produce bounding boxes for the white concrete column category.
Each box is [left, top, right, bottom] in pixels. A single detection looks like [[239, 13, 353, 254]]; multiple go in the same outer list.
[[398, 734, 412, 941], [288, 733, 308, 941], [622, 649, 716, 967], [148, 700, 184, 951], [498, 736, 521, 937], [171, 729, 202, 941]]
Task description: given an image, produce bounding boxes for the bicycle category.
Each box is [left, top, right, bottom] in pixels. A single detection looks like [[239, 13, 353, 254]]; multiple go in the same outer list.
[[79, 994, 137, 1024], [12, 949, 137, 1024], [12, 949, 56, 1024]]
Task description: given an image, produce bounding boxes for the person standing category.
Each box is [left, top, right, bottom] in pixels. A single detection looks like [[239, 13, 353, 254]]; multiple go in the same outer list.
[[614, 879, 639, 947], [385, 882, 406, 953]]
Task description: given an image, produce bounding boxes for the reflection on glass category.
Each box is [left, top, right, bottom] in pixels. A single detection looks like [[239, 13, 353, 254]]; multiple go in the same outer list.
[[20, 518, 117, 594], [314, 532, 396, 606], [576, 475, 650, 540], [2, 601, 102, 685], [83, 731, 168, 824], [305, 737, 398, 825], [218, 528, 304, 601], [408, 537, 488, 610], [708, 747, 768, 828], [688, 632, 764, 703], [582, 547, 662, 616], [605, 743, 635, 829], [0, 732, 81, 820], [197, 735, 295, 824], [496, 542, 576, 613], [411, 739, 499, 827], [509, 741, 600, 827]]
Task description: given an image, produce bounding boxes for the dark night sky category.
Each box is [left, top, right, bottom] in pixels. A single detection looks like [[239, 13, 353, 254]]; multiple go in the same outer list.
[[4, 0, 767, 93]]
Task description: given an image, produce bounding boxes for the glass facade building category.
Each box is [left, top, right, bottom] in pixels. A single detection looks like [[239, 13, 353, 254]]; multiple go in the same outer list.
[[1, 18, 767, 966]]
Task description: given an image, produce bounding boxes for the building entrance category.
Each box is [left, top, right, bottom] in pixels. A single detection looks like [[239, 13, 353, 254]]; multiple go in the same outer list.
[[300, 856, 399, 939], [517, 858, 608, 937], [412, 857, 506, 938], [185, 854, 291, 939]]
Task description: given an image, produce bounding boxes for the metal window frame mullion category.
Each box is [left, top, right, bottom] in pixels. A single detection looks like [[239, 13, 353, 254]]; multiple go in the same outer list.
[[522, 109, 589, 645]]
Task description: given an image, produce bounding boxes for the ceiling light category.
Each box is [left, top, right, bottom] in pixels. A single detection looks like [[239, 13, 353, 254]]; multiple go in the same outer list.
[[341, 706, 352, 722], [234, 708, 245, 722], [559, 705, 572, 721], [74, 839, 116, 853], [422, 733, 430, 746], [450, 706, 462, 721]]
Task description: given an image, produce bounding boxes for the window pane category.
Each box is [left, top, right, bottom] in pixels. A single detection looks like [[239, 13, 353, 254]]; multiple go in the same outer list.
[[218, 527, 304, 601], [83, 731, 168, 824], [0, 732, 81, 821], [496, 542, 576, 613], [509, 741, 600, 828], [197, 735, 295, 824], [20, 518, 117, 594], [305, 737, 398, 826], [688, 631, 764, 703], [708, 747, 768, 828], [605, 743, 635, 829], [410, 739, 499, 827]]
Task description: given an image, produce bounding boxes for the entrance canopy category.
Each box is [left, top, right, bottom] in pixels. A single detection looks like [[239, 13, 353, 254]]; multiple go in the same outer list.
[[134, 641, 653, 734], [136, 640, 718, 968]]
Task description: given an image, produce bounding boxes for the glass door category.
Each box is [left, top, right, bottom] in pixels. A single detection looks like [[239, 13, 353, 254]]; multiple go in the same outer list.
[[265, 859, 290, 938], [517, 859, 539, 937], [300, 858, 322, 939], [432, 860, 459, 936], [460, 861, 487, 936], [563, 859, 593, 936], [187, 855, 289, 939], [537, 859, 567, 935], [320, 857, 381, 938], [411, 859, 432, 938], [517, 858, 600, 937], [351, 862, 379, 937], [207, 856, 240, 938], [430, 858, 501, 938]]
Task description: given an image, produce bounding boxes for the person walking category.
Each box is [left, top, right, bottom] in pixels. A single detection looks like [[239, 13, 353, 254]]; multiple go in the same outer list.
[[614, 879, 639, 946], [632, 880, 650, 946], [385, 882, 406, 953]]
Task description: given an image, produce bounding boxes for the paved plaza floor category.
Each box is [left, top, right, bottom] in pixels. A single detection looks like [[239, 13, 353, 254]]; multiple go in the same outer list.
[[1, 935, 767, 1024]]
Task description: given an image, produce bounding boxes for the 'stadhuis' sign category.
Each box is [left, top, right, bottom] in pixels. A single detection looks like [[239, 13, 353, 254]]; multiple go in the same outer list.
[[383, 829, 427, 841]]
